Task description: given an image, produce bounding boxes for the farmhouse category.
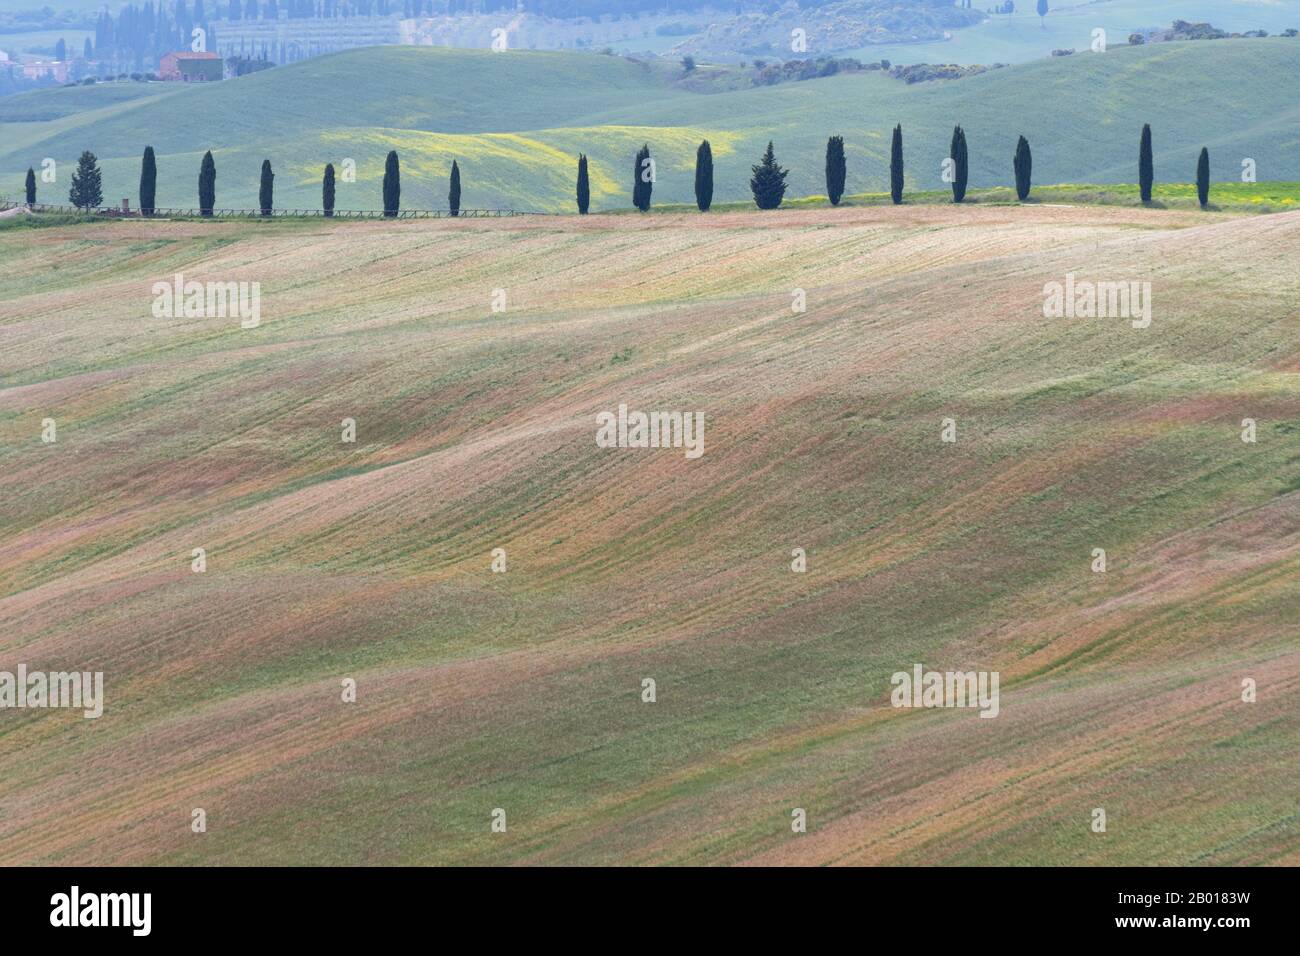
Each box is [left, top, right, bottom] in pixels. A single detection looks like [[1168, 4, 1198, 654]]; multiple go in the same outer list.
[[158, 51, 223, 82]]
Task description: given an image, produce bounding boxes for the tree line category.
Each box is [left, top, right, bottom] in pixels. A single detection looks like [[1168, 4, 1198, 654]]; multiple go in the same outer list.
[[599, 124, 1211, 213], [23, 125, 1214, 216]]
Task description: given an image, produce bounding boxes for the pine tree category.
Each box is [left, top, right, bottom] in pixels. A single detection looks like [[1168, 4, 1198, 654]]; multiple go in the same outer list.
[[68, 150, 103, 209], [1139, 124, 1154, 203], [259, 159, 274, 216], [576, 154, 590, 214], [323, 163, 335, 217], [1196, 147, 1209, 209], [1013, 135, 1032, 201], [25, 167, 36, 206], [198, 150, 216, 216], [633, 144, 652, 212], [749, 141, 788, 210], [890, 124, 904, 204], [825, 135, 846, 206], [695, 140, 713, 212], [448, 159, 461, 217], [950, 126, 968, 203], [382, 150, 400, 217], [139, 146, 157, 216]]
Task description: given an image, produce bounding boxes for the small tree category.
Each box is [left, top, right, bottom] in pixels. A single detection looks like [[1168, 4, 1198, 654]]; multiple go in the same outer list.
[[323, 163, 335, 217], [576, 154, 590, 214], [198, 150, 216, 216], [383, 150, 400, 217], [1036, 0, 1048, 26], [682, 54, 696, 73], [449, 159, 461, 217], [1139, 124, 1153, 203], [950, 125, 968, 203], [25, 167, 36, 206], [1013, 135, 1032, 201], [890, 124, 904, 204], [633, 144, 652, 212], [1196, 147, 1210, 208], [68, 150, 103, 209], [139, 146, 157, 216], [259, 159, 274, 216], [825, 135, 846, 206], [749, 141, 788, 210], [695, 140, 713, 212]]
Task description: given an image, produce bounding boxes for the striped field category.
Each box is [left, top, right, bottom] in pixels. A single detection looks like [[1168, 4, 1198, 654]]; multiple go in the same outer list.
[[0, 202, 1297, 864]]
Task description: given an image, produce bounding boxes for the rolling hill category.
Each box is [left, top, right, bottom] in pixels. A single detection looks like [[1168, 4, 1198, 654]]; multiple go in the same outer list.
[[3, 37, 1300, 212], [0, 202, 1297, 864]]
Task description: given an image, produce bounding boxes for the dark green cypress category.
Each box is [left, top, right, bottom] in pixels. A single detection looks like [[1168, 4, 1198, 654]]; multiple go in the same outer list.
[[576, 154, 590, 214], [323, 163, 335, 217], [1139, 124, 1153, 203], [633, 144, 652, 212], [382, 150, 400, 217], [889, 124, 904, 204], [25, 167, 36, 205], [749, 141, 788, 210], [695, 140, 713, 212], [139, 146, 156, 216], [259, 159, 274, 217], [448, 160, 461, 217], [1196, 147, 1209, 209], [198, 150, 216, 216], [950, 125, 968, 203], [825, 135, 846, 206], [1013, 135, 1032, 201]]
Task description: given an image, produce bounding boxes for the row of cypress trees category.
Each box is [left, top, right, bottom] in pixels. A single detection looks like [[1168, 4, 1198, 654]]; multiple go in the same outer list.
[[22, 127, 1213, 215], [589, 125, 1210, 213], [59, 146, 462, 217]]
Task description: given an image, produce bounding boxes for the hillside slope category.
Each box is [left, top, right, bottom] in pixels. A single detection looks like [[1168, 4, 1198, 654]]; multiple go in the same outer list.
[[0, 205, 1297, 864], [4, 38, 1300, 211]]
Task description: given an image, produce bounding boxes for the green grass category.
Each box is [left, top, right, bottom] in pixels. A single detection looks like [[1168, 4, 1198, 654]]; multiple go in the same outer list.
[[4, 38, 1300, 212]]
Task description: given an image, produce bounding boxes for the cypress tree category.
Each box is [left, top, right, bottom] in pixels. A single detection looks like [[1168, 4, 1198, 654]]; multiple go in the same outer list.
[[695, 140, 713, 212], [749, 141, 788, 210], [198, 150, 216, 216], [1013, 135, 1032, 201], [448, 159, 461, 217], [825, 135, 846, 206], [890, 124, 904, 204], [25, 167, 36, 206], [633, 144, 653, 212], [323, 163, 335, 217], [576, 154, 590, 214], [259, 159, 274, 216], [1139, 124, 1153, 203], [1196, 147, 1210, 209], [382, 150, 400, 217], [139, 146, 156, 216], [68, 150, 103, 209], [950, 125, 968, 203]]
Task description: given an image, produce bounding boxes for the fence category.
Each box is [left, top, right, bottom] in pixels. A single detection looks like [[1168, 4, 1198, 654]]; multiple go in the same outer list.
[[0, 200, 517, 219]]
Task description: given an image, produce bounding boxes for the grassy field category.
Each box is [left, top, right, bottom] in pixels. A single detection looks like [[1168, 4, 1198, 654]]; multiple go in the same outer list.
[[0, 202, 1296, 864], [4, 37, 1300, 212]]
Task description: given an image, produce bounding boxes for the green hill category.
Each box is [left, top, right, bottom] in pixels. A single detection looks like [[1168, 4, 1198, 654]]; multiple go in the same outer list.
[[4, 38, 1300, 212]]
